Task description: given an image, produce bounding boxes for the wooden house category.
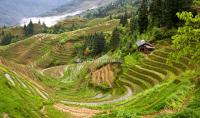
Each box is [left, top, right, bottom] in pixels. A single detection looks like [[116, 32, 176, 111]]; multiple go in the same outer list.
[[136, 40, 155, 54]]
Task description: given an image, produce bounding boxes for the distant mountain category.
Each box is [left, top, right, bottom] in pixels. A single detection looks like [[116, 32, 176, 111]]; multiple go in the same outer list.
[[0, 0, 117, 27], [43, 0, 117, 16], [0, 0, 71, 26]]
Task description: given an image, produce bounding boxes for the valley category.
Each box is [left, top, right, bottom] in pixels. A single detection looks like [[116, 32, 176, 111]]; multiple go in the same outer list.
[[0, 0, 200, 118]]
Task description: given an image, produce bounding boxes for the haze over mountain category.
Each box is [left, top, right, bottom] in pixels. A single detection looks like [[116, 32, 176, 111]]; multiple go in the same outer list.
[[0, 0, 116, 27], [0, 0, 71, 26]]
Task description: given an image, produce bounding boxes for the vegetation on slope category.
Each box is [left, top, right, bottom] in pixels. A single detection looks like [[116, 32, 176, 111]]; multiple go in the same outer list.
[[0, 0, 200, 117]]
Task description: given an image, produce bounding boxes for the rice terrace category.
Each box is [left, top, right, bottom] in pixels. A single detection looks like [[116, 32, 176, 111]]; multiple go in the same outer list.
[[0, 0, 200, 118]]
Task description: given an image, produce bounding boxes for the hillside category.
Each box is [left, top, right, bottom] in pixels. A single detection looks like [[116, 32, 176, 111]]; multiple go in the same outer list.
[[0, 0, 200, 118], [0, 0, 69, 26]]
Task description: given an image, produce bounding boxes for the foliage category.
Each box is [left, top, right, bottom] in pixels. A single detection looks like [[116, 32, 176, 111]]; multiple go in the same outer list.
[[45, 106, 71, 118], [0, 68, 43, 118], [153, 29, 177, 41], [83, 32, 106, 56], [149, 0, 194, 28], [0, 33, 15, 45], [124, 52, 141, 65], [119, 12, 128, 27], [171, 12, 200, 64], [23, 20, 34, 36], [157, 88, 200, 118], [138, 0, 149, 33], [149, 0, 162, 26], [110, 27, 121, 51]]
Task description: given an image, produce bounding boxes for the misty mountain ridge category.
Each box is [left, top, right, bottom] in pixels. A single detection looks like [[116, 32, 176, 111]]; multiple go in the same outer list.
[[0, 0, 116, 27]]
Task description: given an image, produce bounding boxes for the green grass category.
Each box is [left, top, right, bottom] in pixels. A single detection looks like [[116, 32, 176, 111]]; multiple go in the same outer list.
[[0, 67, 44, 118], [45, 106, 72, 118], [0, 64, 76, 118]]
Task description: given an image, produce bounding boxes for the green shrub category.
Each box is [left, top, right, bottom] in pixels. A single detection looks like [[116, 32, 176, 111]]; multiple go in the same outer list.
[[172, 108, 199, 118], [154, 29, 177, 41]]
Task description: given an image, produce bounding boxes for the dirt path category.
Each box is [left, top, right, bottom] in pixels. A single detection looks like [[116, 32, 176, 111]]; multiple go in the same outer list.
[[2, 113, 9, 118], [54, 103, 101, 118], [41, 65, 67, 78], [61, 86, 133, 106]]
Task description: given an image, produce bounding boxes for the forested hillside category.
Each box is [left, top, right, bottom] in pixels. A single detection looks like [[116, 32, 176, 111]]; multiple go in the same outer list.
[[0, 0, 200, 118]]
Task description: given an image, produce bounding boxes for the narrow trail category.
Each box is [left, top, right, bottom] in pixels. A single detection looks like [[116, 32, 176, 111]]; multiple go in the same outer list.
[[61, 86, 133, 106], [2, 113, 9, 118], [54, 103, 101, 118]]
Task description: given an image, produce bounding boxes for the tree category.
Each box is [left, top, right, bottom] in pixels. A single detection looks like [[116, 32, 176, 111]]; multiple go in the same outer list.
[[162, 0, 179, 28], [120, 12, 128, 27], [1, 33, 13, 45], [149, 0, 162, 26], [23, 20, 34, 36], [38, 20, 41, 25], [178, 0, 194, 11], [149, 0, 194, 28], [42, 22, 48, 33], [1, 30, 5, 35], [138, 0, 149, 33], [93, 32, 106, 54], [27, 20, 34, 35], [110, 28, 120, 50], [109, 15, 113, 20], [84, 32, 106, 55], [23, 24, 28, 36], [130, 15, 139, 33], [171, 12, 200, 64]]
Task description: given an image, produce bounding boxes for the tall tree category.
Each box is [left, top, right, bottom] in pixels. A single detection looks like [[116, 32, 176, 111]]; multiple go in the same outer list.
[[138, 0, 149, 33], [110, 28, 120, 50], [42, 22, 48, 33], [24, 20, 34, 36], [130, 15, 139, 33], [150, 0, 162, 27], [149, 0, 194, 28], [84, 32, 106, 55], [120, 12, 128, 27], [162, 0, 178, 28], [27, 20, 34, 35], [93, 32, 106, 54]]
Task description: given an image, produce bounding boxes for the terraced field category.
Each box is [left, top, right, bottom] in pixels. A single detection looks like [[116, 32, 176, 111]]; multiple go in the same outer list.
[[45, 47, 195, 118], [121, 49, 189, 95], [0, 23, 196, 118], [0, 42, 198, 118], [51, 42, 75, 66], [0, 64, 48, 99]]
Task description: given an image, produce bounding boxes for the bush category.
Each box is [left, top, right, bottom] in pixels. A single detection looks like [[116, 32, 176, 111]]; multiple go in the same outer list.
[[172, 108, 199, 118], [154, 29, 177, 41], [115, 110, 139, 118]]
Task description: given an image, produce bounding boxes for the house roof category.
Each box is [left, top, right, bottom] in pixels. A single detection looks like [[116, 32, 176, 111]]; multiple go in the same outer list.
[[136, 40, 146, 47]]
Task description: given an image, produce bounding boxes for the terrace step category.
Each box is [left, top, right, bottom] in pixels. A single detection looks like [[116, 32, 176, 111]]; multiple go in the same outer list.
[[120, 77, 144, 94], [127, 68, 158, 86], [140, 63, 168, 76], [118, 82, 179, 110], [153, 50, 191, 66], [143, 59, 180, 75], [122, 74, 151, 90], [129, 65, 163, 82], [149, 54, 187, 71]]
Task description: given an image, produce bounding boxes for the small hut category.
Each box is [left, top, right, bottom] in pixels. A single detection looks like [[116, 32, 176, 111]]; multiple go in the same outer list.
[[136, 40, 155, 54]]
